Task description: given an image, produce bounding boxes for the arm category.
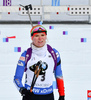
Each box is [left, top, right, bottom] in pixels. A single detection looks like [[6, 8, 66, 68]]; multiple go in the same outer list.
[[53, 49, 65, 97], [13, 51, 26, 90]]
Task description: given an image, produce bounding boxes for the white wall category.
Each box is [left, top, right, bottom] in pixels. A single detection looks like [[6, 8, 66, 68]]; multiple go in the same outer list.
[[0, 0, 90, 22], [0, 0, 89, 6]]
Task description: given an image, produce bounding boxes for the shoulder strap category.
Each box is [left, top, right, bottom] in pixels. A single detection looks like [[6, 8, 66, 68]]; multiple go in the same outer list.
[[24, 47, 32, 72], [47, 44, 57, 70], [24, 45, 57, 72]]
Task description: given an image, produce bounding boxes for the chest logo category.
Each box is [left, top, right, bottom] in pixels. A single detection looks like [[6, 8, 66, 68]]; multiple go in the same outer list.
[[29, 61, 48, 75]]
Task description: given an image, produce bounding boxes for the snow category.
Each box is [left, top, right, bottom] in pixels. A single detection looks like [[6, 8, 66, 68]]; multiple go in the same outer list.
[[0, 24, 91, 100]]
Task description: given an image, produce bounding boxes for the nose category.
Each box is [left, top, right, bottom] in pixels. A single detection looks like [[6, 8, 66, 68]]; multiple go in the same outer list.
[[38, 35, 42, 40]]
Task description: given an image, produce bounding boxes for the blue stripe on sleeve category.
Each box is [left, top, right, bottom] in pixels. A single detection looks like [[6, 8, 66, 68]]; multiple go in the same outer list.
[[53, 48, 63, 78], [13, 51, 27, 90]]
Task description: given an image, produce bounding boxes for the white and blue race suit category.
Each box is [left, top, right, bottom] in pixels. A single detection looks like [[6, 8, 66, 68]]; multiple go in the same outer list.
[[14, 44, 64, 96]]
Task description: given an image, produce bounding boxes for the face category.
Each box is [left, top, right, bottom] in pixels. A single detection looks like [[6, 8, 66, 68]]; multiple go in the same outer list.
[[32, 32, 47, 48]]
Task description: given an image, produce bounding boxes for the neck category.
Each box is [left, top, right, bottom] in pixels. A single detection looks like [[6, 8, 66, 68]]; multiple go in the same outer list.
[[31, 43, 47, 57]]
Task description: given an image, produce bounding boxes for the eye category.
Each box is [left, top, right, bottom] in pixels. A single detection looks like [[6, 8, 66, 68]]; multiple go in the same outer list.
[[35, 34, 39, 37], [41, 34, 45, 36]]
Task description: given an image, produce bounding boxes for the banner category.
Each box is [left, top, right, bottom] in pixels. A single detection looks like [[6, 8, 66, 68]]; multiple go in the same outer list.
[[3, 0, 11, 6]]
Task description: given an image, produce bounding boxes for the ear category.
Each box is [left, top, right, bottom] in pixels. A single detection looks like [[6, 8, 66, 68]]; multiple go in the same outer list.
[[31, 37, 33, 40], [45, 35, 47, 40]]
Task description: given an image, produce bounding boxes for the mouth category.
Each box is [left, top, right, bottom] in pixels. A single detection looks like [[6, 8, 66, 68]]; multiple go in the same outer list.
[[38, 41, 43, 43]]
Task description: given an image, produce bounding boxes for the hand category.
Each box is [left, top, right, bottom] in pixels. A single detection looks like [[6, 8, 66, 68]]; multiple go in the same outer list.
[[19, 87, 33, 99], [59, 96, 65, 100]]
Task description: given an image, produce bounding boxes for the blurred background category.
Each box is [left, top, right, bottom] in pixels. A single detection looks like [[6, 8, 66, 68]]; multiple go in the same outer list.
[[0, 0, 91, 100]]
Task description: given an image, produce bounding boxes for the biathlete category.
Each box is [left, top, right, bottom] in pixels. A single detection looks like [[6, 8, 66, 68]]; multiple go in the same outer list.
[[13, 25, 65, 100]]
